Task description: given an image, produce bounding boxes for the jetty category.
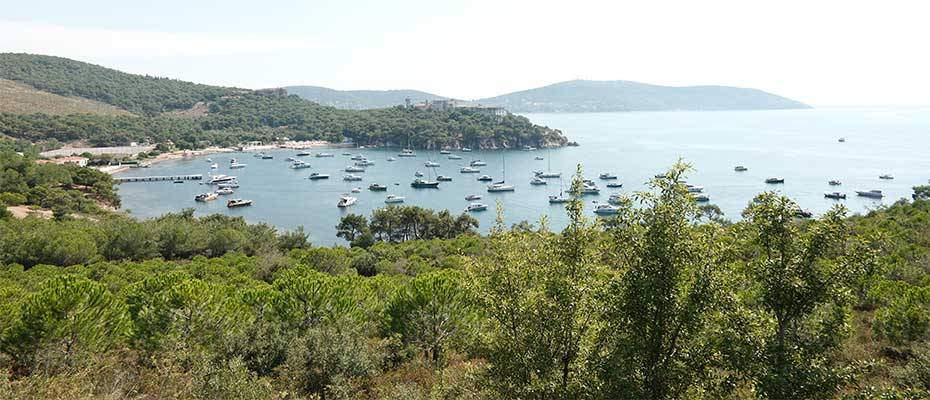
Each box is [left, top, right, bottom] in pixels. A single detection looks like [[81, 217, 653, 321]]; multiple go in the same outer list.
[[115, 174, 203, 183]]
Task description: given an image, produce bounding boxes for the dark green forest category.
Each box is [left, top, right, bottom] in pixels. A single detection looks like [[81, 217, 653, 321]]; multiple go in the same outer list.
[[0, 54, 567, 150], [3, 144, 930, 398]]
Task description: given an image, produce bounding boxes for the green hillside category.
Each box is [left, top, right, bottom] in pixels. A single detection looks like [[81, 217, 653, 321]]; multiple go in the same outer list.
[[285, 85, 446, 109], [478, 79, 811, 112], [0, 54, 566, 149], [0, 79, 132, 116]]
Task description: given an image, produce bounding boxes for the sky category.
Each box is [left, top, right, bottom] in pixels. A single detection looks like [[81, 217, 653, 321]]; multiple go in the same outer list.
[[2, 0, 929, 106]]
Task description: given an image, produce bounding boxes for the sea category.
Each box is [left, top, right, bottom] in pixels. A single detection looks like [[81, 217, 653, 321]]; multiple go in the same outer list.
[[116, 107, 930, 245]]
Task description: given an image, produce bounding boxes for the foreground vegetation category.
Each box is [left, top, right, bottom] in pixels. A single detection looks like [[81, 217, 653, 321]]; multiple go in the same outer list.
[[0, 54, 566, 150], [2, 156, 930, 398]]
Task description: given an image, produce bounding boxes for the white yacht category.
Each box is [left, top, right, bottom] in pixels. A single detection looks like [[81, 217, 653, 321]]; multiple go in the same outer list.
[[345, 165, 366, 172], [215, 187, 234, 195], [337, 195, 357, 208], [398, 149, 416, 157], [414, 171, 424, 177], [460, 166, 480, 173], [308, 173, 329, 180], [448, 154, 463, 160], [207, 174, 237, 184], [210, 163, 218, 170], [227, 198, 253, 207], [686, 185, 704, 193], [466, 203, 489, 212], [599, 173, 618, 180], [355, 160, 375, 166], [470, 160, 487, 166], [856, 190, 884, 199], [824, 191, 846, 199], [530, 177, 547, 185], [195, 192, 218, 202], [487, 182, 515, 192], [594, 203, 620, 215], [384, 195, 405, 204], [465, 194, 483, 201], [608, 193, 624, 205], [229, 162, 247, 169], [343, 174, 363, 181], [424, 161, 440, 167], [548, 194, 571, 204], [387, 157, 396, 162], [692, 194, 710, 202], [291, 161, 311, 169]]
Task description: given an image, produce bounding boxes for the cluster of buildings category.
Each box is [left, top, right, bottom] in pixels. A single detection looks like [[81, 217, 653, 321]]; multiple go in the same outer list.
[[405, 98, 508, 116]]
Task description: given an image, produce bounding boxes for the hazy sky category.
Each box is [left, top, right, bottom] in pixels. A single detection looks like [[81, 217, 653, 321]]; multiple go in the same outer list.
[[2, 0, 929, 106]]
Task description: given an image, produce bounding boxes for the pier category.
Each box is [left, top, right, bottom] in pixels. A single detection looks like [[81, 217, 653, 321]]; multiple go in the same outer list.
[[115, 174, 203, 183]]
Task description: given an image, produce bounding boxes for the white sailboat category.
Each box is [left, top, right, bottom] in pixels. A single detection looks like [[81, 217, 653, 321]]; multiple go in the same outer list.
[[487, 152, 515, 192]]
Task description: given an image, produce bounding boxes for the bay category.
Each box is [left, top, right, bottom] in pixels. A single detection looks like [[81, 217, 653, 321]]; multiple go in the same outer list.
[[116, 107, 930, 245]]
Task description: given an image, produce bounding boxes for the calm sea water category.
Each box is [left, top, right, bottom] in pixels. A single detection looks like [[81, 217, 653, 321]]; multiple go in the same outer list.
[[117, 107, 930, 245]]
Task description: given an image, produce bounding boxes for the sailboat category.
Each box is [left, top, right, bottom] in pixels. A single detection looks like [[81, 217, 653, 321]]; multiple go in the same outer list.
[[487, 152, 515, 192], [548, 176, 571, 203], [535, 147, 561, 178], [411, 152, 440, 188]]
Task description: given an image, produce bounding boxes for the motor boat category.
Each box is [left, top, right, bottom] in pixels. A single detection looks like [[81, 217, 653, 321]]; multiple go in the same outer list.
[[795, 209, 813, 218], [337, 195, 357, 208], [465, 194, 483, 201], [856, 189, 884, 199], [466, 203, 489, 212], [350, 154, 365, 161], [477, 175, 493, 181], [487, 182, 515, 192], [344, 174, 363, 181], [314, 152, 333, 157], [369, 183, 388, 191], [437, 175, 453, 181], [838, 137, 846, 143], [460, 166, 480, 173], [424, 161, 440, 167], [286, 157, 297, 162], [692, 194, 710, 202], [470, 160, 487, 166], [439, 149, 451, 155], [384, 195, 405, 203], [548, 194, 571, 204], [195, 192, 218, 202], [734, 165, 748, 172], [387, 157, 396, 162], [217, 181, 240, 189], [345, 166, 365, 172], [355, 160, 375, 166], [226, 198, 252, 207], [414, 171, 424, 177], [535, 156, 544, 160], [398, 149, 416, 157], [261, 154, 273, 160], [411, 178, 440, 188], [824, 191, 846, 199], [829, 180, 842, 186], [351, 187, 361, 193], [599, 173, 618, 180], [448, 154, 463, 160], [291, 161, 311, 169], [229, 162, 247, 169], [608, 193, 624, 205], [308, 173, 329, 180], [606, 182, 623, 188], [581, 180, 600, 195], [594, 203, 620, 215], [215, 187, 234, 195], [207, 174, 237, 184], [765, 177, 785, 184], [461, 147, 472, 152], [879, 174, 894, 180], [342, 152, 352, 156], [530, 177, 547, 185], [210, 163, 218, 170], [535, 171, 562, 178], [686, 185, 704, 193]]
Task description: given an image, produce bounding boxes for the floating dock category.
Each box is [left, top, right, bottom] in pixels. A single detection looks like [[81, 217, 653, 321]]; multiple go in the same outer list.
[[115, 174, 203, 183]]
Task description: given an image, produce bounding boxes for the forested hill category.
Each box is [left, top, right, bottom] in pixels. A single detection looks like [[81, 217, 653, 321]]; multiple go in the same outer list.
[[0, 53, 566, 149], [285, 85, 446, 109], [478, 79, 811, 112]]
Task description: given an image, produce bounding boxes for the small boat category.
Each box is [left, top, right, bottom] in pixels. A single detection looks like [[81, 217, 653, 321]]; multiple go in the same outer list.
[[344, 174, 363, 181], [470, 160, 487, 166], [606, 182, 623, 188], [824, 191, 846, 199], [173, 180, 184, 184], [439, 150, 451, 155], [387, 157, 396, 162], [227, 198, 252, 208], [461, 147, 473, 152], [448, 154, 463, 160], [686, 185, 704, 193], [437, 175, 453, 181], [398, 149, 416, 157], [536, 172, 562, 178], [879, 174, 894, 180], [206, 158, 213, 162], [581, 180, 600, 195], [487, 182, 515, 192], [195, 192, 218, 202], [594, 204, 620, 215], [829, 180, 842, 186], [692, 194, 710, 202], [342, 152, 352, 156], [414, 171, 424, 177], [466, 203, 489, 212], [261, 154, 274, 160], [345, 166, 366, 172], [424, 161, 440, 168], [350, 154, 365, 161], [308, 173, 329, 180], [599, 173, 618, 180], [217, 182, 240, 189], [530, 177, 547, 185], [369, 183, 388, 191], [210, 163, 218, 169], [314, 152, 333, 157], [548, 194, 571, 204], [411, 178, 440, 188], [734, 166, 748, 172], [355, 160, 375, 166], [207, 174, 237, 184], [522, 146, 537, 151], [460, 166, 480, 173], [535, 156, 544, 160], [216, 187, 234, 195], [477, 175, 493, 181], [351, 187, 361, 193], [229, 162, 247, 169], [253, 153, 264, 158], [286, 157, 297, 162], [297, 151, 313, 156], [838, 137, 846, 143], [465, 194, 483, 201], [291, 161, 311, 169], [795, 209, 813, 218], [384, 195, 405, 204], [765, 177, 785, 184], [608, 193, 624, 205], [337, 195, 357, 208], [856, 190, 884, 199]]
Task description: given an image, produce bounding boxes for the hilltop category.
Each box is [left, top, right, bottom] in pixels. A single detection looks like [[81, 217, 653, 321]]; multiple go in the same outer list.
[[284, 86, 446, 110], [477, 80, 811, 113], [0, 53, 566, 149]]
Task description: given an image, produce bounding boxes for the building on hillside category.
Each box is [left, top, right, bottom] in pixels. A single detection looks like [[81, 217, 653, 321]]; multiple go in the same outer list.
[[37, 156, 89, 167], [406, 98, 508, 116], [40, 145, 155, 158]]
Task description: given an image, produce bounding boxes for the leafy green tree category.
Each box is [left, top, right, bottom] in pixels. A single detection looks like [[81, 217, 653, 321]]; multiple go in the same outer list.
[[0, 276, 129, 374], [739, 193, 864, 399], [593, 162, 729, 399]]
